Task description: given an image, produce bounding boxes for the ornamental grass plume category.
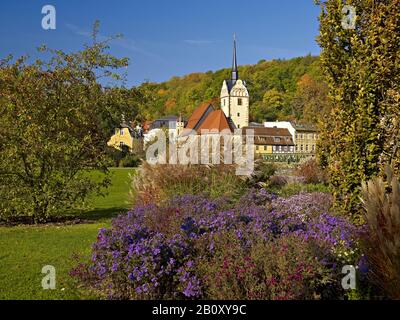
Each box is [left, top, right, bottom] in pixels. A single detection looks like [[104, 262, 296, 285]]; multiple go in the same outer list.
[[361, 166, 400, 299], [129, 162, 246, 206]]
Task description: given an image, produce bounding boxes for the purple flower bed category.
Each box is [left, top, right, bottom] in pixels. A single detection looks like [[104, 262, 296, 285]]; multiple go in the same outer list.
[[71, 189, 361, 299]]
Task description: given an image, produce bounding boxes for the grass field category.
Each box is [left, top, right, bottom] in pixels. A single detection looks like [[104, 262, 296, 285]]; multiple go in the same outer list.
[[0, 168, 135, 300]]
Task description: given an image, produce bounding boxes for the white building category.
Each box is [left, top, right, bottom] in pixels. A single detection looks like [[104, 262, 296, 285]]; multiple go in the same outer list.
[[264, 121, 296, 142]]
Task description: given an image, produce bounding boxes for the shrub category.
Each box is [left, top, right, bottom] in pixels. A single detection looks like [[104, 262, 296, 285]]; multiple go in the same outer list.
[[273, 182, 330, 197], [72, 190, 360, 299], [105, 144, 143, 168], [268, 175, 288, 188], [129, 162, 246, 206], [361, 167, 400, 299], [295, 158, 328, 184], [198, 232, 334, 300], [246, 160, 277, 188], [0, 24, 128, 223], [120, 154, 141, 168]]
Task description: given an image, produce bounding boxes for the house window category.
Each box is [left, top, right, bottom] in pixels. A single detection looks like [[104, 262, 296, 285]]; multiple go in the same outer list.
[[237, 124, 240, 128], [274, 137, 281, 143], [306, 145, 309, 151], [120, 129, 124, 136], [264, 146, 267, 151], [256, 146, 259, 151], [237, 113, 240, 117], [238, 98, 242, 106], [300, 134, 303, 139], [312, 145, 315, 151], [300, 145, 303, 151], [119, 141, 124, 148], [223, 100, 225, 106]]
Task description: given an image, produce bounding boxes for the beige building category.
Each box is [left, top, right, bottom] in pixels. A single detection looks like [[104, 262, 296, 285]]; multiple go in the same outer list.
[[264, 121, 317, 154], [294, 124, 317, 154]]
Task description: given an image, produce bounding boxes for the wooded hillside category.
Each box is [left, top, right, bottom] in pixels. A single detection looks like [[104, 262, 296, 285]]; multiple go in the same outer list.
[[136, 55, 329, 124]]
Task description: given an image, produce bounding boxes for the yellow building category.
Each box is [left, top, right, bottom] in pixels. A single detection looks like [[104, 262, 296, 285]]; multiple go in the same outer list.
[[242, 127, 295, 155], [107, 124, 135, 150]]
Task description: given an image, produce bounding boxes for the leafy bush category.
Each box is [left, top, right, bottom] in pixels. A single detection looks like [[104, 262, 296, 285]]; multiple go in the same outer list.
[[295, 158, 328, 184], [105, 145, 142, 168], [268, 175, 288, 188], [272, 182, 330, 197], [129, 162, 247, 205], [198, 232, 333, 300], [246, 160, 277, 188], [120, 154, 141, 168], [361, 167, 400, 299], [71, 190, 360, 299], [0, 24, 129, 223]]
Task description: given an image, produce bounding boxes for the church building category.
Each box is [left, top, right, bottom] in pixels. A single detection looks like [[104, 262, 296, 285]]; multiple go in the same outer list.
[[178, 36, 294, 157], [220, 35, 249, 129]]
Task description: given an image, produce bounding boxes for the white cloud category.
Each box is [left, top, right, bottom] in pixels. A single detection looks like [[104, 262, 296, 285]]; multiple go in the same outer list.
[[65, 23, 161, 59]]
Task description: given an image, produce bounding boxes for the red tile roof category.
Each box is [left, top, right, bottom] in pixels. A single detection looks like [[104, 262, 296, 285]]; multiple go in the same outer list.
[[185, 102, 213, 130], [197, 109, 233, 133]]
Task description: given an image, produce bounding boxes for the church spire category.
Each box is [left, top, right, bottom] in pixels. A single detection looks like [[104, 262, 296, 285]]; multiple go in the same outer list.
[[231, 33, 238, 82]]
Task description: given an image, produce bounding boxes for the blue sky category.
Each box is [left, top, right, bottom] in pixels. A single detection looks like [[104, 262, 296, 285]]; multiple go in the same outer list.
[[0, 0, 321, 86]]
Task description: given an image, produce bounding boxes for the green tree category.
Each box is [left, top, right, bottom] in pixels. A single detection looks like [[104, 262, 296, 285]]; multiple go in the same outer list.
[[253, 88, 286, 121], [0, 22, 132, 223], [292, 74, 330, 123], [316, 0, 400, 219]]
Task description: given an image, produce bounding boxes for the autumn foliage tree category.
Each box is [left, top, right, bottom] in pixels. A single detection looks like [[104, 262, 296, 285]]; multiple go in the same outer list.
[[0, 22, 134, 223], [292, 74, 329, 123], [316, 0, 400, 219]]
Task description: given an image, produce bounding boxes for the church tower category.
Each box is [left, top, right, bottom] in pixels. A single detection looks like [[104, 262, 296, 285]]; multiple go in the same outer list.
[[220, 34, 249, 129]]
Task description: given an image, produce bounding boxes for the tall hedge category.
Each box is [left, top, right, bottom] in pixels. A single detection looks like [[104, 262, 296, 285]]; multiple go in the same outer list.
[[316, 0, 400, 220]]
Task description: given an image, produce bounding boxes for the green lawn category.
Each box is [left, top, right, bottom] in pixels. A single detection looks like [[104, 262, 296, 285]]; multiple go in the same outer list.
[[0, 168, 135, 300]]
